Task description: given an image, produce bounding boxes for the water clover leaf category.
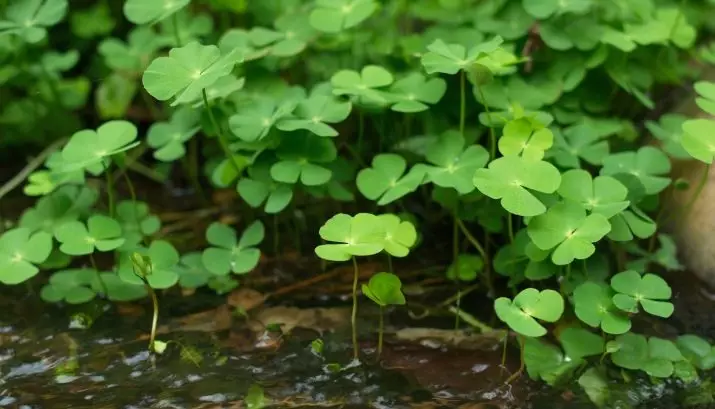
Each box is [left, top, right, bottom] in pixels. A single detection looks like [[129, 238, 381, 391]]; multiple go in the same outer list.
[[528, 201, 611, 265], [681, 119, 715, 164], [694, 81, 715, 115], [421, 37, 504, 75], [0, 0, 67, 43], [230, 96, 299, 142], [0, 228, 53, 285], [314, 213, 385, 261], [123, 0, 190, 25], [499, 117, 553, 161], [378, 214, 417, 258], [573, 282, 631, 334], [522, 337, 579, 386], [549, 124, 611, 169], [362, 272, 406, 306], [645, 113, 690, 159], [356, 154, 427, 205], [388, 72, 447, 113], [277, 91, 352, 137], [147, 107, 201, 161], [494, 288, 564, 337], [250, 14, 315, 57], [60, 121, 139, 174], [600, 147, 671, 195], [40, 269, 99, 304], [610, 333, 648, 370], [625, 234, 683, 273], [309, 0, 377, 33], [424, 131, 489, 194], [116, 201, 161, 250], [331, 65, 394, 107], [55, 215, 125, 256], [557, 170, 630, 218], [271, 133, 337, 186], [677, 335, 715, 370], [237, 158, 294, 214], [99, 27, 166, 74], [473, 155, 561, 217], [447, 254, 484, 282], [558, 327, 604, 361], [523, 0, 592, 19], [608, 207, 657, 241], [142, 41, 244, 106], [118, 241, 180, 289], [202, 221, 265, 275], [610, 270, 674, 318]]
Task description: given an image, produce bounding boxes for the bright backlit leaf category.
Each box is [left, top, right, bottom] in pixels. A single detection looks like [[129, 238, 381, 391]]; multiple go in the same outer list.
[[314, 213, 385, 261], [378, 214, 417, 257], [362, 272, 406, 306], [499, 117, 553, 161]]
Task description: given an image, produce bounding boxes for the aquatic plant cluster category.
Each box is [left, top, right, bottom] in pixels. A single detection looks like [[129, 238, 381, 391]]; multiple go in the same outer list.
[[3, 0, 715, 405]]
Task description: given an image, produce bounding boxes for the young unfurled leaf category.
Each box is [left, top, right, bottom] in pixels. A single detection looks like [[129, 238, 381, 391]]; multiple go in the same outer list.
[[309, 0, 377, 33], [142, 42, 244, 106], [377, 214, 417, 257], [681, 118, 715, 164], [572, 282, 631, 335], [421, 37, 504, 75], [600, 146, 671, 195], [271, 133, 337, 186], [202, 221, 265, 275], [356, 154, 427, 205], [147, 107, 201, 162], [55, 215, 125, 255], [331, 65, 394, 107], [0, 228, 53, 285], [494, 288, 564, 337], [277, 89, 351, 137], [388, 72, 447, 113], [557, 169, 630, 218], [123, 0, 190, 25], [0, 0, 68, 43], [528, 201, 611, 265], [610, 270, 674, 318], [473, 155, 561, 216], [499, 117, 553, 161], [447, 254, 484, 282], [362, 272, 406, 306], [118, 241, 180, 289], [314, 213, 385, 261], [60, 121, 139, 174], [424, 130, 489, 194]]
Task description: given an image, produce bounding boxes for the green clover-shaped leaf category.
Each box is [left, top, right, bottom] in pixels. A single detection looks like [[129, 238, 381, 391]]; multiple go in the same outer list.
[[147, 107, 201, 161], [378, 214, 417, 258], [473, 155, 561, 216], [494, 288, 564, 337], [625, 234, 683, 273], [557, 169, 630, 218], [40, 269, 100, 304], [447, 254, 484, 282], [99, 27, 166, 74], [250, 13, 315, 57], [314, 213, 385, 261], [523, 0, 592, 19], [356, 154, 427, 205], [499, 117, 553, 161], [116, 201, 161, 250], [362, 272, 406, 307], [677, 335, 715, 371], [608, 206, 657, 241], [528, 201, 611, 265], [610, 270, 674, 318], [118, 241, 181, 289], [60, 121, 139, 174], [237, 156, 294, 214], [123, 0, 189, 25], [0, 227, 53, 285], [681, 118, 715, 164], [19, 189, 89, 235], [0, 0, 67, 43], [142, 41, 244, 106], [572, 282, 631, 334], [309, 0, 377, 33], [271, 133, 337, 186], [421, 36, 504, 75], [277, 90, 352, 137], [388, 72, 447, 113], [424, 131, 489, 194], [549, 122, 613, 169], [175, 252, 213, 289], [202, 221, 265, 275], [558, 327, 604, 361], [645, 114, 690, 159], [610, 333, 648, 370], [694, 81, 715, 115], [600, 146, 671, 195], [331, 65, 394, 107], [229, 95, 300, 141], [55, 215, 125, 256]]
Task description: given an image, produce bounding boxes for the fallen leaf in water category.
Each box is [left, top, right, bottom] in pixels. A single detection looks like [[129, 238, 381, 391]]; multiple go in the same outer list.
[[228, 288, 266, 312], [115, 302, 145, 317], [248, 306, 350, 334], [153, 304, 233, 336]]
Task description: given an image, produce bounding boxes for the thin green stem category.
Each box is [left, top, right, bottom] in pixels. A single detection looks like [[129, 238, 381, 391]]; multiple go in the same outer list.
[[507, 214, 514, 243], [89, 254, 109, 296], [202, 89, 243, 173], [104, 165, 115, 218], [378, 306, 384, 359], [148, 284, 160, 351], [455, 218, 488, 261], [171, 13, 182, 47], [387, 253, 394, 273], [351, 256, 360, 360], [476, 84, 497, 159], [185, 137, 207, 203], [459, 70, 466, 137]]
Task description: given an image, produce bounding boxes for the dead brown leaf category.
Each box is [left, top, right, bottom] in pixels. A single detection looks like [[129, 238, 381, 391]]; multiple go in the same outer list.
[[248, 306, 350, 334], [228, 288, 266, 312], [154, 304, 233, 336]]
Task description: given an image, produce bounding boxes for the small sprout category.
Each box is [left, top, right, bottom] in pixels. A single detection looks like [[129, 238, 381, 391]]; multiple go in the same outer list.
[[494, 288, 564, 337], [202, 221, 265, 276], [311, 338, 324, 356], [60, 121, 139, 174], [572, 282, 631, 335], [123, 0, 189, 25], [362, 272, 405, 357], [424, 131, 489, 195], [309, 0, 377, 33], [356, 154, 427, 205], [610, 270, 674, 318], [473, 155, 561, 216], [0, 228, 53, 285], [152, 340, 168, 354], [527, 201, 611, 265]]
